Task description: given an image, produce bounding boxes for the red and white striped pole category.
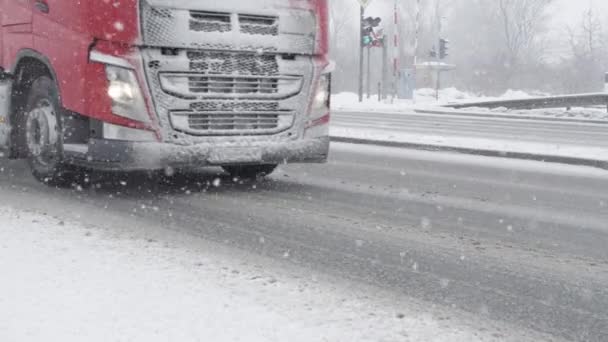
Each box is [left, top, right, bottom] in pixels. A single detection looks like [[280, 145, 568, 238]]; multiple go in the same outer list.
[[413, 0, 421, 102], [392, 0, 399, 100]]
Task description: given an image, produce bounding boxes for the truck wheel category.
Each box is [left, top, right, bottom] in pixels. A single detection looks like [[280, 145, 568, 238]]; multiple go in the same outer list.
[[222, 164, 278, 180], [23, 76, 76, 186]]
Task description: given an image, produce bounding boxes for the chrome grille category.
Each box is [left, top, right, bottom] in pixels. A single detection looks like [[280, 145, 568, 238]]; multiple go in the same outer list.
[[159, 52, 302, 100], [192, 102, 280, 112], [159, 73, 302, 100], [170, 102, 294, 136], [188, 76, 279, 94], [188, 113, 279, 131], [239, 14, 279, 36], [189, 11, 231, 32], [187, 51, 278, 75], [150, 7, 172, 18]]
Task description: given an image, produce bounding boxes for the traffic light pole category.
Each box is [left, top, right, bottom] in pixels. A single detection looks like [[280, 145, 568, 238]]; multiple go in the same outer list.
[[435, 5, 442, 101], [435, 38, 441, 101], [358, 6, 365, 102], [366, 46, 371, 99]]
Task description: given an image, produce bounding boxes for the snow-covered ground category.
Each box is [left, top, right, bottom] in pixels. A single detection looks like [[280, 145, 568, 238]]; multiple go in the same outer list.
[[332, 89, 608, 121], [331, 89, 608, 162], [0, 205, 549, 342], [467, 106, 608, 121], [331, 88, 539, 112], [331, 125, 608, 163]]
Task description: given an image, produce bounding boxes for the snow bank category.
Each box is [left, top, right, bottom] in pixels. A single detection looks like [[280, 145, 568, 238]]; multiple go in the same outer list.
[[0, 206, 543, 342], [500, 89, 534, 99], [332, 88, 608, 121], [331, 88, 472, 112], [331, 88, 527, 112], [331, 126, 608, 163], [331, 92, 418, 112], [474, 107, 608, 121]]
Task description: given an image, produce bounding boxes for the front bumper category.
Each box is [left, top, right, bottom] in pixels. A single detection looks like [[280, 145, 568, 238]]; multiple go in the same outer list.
[[66, 137, 329, 172]]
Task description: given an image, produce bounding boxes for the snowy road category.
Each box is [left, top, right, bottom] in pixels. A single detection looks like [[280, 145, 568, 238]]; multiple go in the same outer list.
[[1, 143, 608, 341], [332, 110, 608, 148]]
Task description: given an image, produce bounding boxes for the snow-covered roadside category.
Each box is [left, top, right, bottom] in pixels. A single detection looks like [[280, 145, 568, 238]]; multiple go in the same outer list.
[[331, 89, 472, 113], [331, 90, 608, 121], [0, 206, 549, 342], [331, 88, 538, 113], [331, 126, 608, 163], [465, 106, 608, 121]]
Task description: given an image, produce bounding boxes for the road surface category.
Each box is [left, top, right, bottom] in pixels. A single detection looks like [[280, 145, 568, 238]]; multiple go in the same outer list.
[[1, 143, 607, 341], [333, 110, 608, 147]]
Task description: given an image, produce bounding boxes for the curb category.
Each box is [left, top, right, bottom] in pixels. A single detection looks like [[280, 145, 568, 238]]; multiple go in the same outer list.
[[330, 136, 608, 170]]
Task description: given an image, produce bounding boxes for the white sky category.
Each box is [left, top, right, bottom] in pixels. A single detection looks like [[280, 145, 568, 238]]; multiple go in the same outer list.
[[361, 0, 608, 30], [544, 0, 608, 59], [550, 0, 608, 27]]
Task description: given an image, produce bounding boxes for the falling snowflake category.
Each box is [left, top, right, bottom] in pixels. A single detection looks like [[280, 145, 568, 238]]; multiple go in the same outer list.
[[113, 21, 125, 31], [420, 217, 432, 229], [164, 166, 175, 177]]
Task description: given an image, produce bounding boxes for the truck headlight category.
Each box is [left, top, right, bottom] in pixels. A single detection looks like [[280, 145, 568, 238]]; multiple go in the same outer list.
[[105, 65, 150, 123], [313, 73, 331, 111], [305, 73, 331, 137]]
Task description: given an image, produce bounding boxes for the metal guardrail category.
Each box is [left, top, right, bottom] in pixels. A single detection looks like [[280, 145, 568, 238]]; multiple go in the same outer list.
[[445, 93, 608, 112]]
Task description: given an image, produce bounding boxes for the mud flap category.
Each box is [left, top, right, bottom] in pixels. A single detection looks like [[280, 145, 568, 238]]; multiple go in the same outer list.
[[0, 72, 12, 149]]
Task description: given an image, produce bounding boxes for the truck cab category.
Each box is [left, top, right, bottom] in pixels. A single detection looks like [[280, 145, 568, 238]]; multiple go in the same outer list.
[[0, 0, 331, 183]]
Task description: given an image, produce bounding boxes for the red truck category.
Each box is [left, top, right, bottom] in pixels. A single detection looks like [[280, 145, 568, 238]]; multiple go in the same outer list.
[[0, 0, 331, 184]]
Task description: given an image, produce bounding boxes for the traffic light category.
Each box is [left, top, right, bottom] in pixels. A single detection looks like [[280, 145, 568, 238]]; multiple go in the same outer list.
[[372, 34, 385, 47], [439, 38, 449, 59], [361, 17, 382, 47]]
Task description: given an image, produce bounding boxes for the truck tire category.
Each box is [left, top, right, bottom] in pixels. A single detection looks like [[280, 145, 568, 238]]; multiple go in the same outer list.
[[222, 164, 278, 180], [23, 76, 77, 186]]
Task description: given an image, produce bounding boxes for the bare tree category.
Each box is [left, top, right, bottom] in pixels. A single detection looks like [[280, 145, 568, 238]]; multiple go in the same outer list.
[[497, 0, 552, 68], [329, 0, 355, 51], [443, 0, 553, 93], [558, 6, 608, 93], [326, 0, 358, 92], [567, 7, 604, 61]]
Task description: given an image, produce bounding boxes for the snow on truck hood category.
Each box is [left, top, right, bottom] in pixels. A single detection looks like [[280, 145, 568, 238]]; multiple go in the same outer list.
[[145, 0, 313, 11], [140, 0, 319, 54]]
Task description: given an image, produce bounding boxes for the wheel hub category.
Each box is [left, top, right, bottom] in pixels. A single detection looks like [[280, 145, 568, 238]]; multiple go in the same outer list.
[[26, 99, 58, 166]]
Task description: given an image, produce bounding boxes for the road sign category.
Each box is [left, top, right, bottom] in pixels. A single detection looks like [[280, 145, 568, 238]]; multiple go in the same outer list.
[[358, 0, 373, 8]]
